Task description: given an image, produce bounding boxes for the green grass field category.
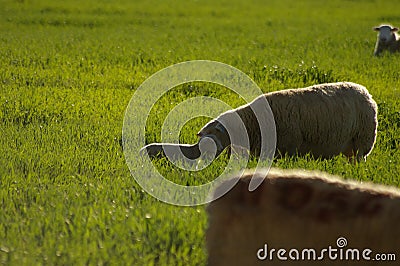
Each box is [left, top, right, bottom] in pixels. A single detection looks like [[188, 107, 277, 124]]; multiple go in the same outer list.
[[1, 0, 400, 264]]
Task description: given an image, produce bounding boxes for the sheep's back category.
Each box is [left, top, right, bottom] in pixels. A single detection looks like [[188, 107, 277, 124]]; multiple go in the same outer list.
[[265, 82, 377, 156]]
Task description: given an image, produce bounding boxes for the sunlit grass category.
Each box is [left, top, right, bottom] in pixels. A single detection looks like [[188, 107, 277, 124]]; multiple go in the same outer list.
[[0, 0, 399, 264]]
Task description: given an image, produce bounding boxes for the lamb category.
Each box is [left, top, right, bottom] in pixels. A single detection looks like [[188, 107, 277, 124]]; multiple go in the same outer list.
[[373, 24, 400, 56], [141, 82, 378, 161], [206, 168, 400, 266]]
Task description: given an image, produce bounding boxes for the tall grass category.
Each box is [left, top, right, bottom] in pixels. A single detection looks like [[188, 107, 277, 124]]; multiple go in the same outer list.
[[0, 0, 399, 264]]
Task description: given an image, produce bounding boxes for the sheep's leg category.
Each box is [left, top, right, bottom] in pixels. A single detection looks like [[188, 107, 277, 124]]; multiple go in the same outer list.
[[342, 139, 357, 163]]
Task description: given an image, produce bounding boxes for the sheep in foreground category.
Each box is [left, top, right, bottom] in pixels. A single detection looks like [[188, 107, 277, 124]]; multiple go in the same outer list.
[[142, 82, 378, 161], [206, 168, 400, 266], [373, 24, 400, 56]]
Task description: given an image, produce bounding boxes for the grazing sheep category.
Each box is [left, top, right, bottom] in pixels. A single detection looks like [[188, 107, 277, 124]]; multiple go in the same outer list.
[[373, 24, 400, 56], [206, 168, 400, 266], [142, 82, 377, 162]]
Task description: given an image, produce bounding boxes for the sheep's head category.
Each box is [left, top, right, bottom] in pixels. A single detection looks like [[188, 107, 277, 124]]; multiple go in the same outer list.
[[197, 120, 230, 154], [374, 24, 398, 44]]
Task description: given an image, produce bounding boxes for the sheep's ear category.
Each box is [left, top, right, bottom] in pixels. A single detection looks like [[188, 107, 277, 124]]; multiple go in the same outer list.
[[391, 27, 399, 32], [373, 27, 380, 31], [197, 121, 217, 137], [197, 128, 206, 137], [197, 126, 216, 137]]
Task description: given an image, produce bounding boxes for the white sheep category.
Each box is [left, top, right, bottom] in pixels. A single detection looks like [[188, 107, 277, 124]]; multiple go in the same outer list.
[[206, 168, 400, 266], [373, 24, 400, 56], [142, 82, 378, 161]]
